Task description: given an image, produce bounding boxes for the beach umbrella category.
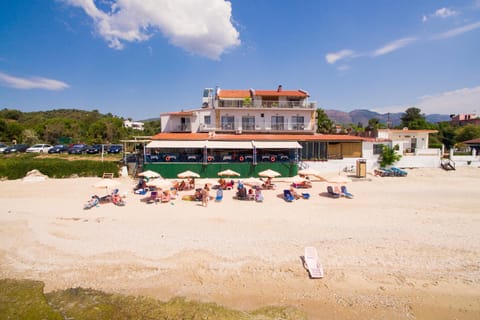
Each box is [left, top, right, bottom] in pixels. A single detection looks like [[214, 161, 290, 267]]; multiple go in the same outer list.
[[138, 170, 162, 179], [217, 169, 240, 177], [93, 179, 120, 189], [298, 168, 322, 177], [147, 179, 172, 189], [258, 169, 281, 178], [243, 177, 264, 187], [177, 170, 200, 178]]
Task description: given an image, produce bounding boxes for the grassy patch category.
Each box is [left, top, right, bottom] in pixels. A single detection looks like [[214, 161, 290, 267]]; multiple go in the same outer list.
[[1, 279, 307, 320]]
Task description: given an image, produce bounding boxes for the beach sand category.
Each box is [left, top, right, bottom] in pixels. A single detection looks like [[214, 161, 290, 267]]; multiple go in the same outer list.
[[1, 167, 479, 319]]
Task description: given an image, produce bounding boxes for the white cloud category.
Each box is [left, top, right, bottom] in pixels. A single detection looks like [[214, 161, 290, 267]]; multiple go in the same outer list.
[[434, 7, 458, 18], [372, 37, 417, 56], [433, 21, 480, 39], [373, 86, 480, 115], [423, 7, 458, 22], [325, 49, 355, 64], [0, 72, 69, 90], [64, 0, 241, 60], [417, 86, 480, 114]]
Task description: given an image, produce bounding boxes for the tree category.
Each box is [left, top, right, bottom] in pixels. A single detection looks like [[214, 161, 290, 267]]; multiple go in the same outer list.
[[436, 122, 456, 150], [379, 145, 402, 167], [316, 108, 334, 134], [456, 125, 480, 143], [400, 107, 428, 129]]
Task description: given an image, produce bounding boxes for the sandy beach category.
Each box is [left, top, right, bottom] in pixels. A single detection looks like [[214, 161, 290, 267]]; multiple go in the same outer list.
[[1, 167, 479, 319]]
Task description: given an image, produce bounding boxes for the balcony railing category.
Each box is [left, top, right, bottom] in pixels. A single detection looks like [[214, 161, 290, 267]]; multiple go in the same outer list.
[[218, 100, 317, 109], [201, 121, 314, 133], [175, 124, 191, 132]]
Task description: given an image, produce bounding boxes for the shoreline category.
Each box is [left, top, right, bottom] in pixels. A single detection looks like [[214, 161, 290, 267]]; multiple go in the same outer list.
[[1, 167, 479, 319]]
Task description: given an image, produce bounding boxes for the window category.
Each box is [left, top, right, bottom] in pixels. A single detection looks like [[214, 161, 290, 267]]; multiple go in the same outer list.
[[242, 116, 255, 130], [221, 116, 235, 130], [299, 141, 327, 160], [271, 116, 284, 130], [204, 115, 211, 125], [291, 116, 305, 130], [373, 144, 384, 155]]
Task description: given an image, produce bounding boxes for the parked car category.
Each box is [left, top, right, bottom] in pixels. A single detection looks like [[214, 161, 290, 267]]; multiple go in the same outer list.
[[0, 143, 8, 152], [26, 144, 53, 153], [107, 144, 123, 154], [85, 144, 103, 154], [68, 144, 88, 154], [48, 144, 69, 154], [3, 144, 29, 153]]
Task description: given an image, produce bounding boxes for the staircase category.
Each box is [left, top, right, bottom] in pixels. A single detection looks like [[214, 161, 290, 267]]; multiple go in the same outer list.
[[441, 158, 456, 171]]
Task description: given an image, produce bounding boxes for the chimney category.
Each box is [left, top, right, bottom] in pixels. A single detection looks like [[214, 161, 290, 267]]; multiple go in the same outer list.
[[277, 85, 282, 92]]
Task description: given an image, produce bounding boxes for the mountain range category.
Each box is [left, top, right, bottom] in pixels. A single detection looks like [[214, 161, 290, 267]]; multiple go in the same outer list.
[[324, 109, 451, 127]]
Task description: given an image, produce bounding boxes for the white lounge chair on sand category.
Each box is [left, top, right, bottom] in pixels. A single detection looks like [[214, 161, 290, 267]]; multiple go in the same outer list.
[[304, 246, 324, 279]]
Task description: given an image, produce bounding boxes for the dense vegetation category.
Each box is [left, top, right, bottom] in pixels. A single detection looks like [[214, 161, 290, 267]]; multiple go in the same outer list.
[[0, 108, 161, 145], [0, 279, 307, 320]]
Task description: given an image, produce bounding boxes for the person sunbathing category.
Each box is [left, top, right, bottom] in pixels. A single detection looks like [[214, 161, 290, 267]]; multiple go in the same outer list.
[[112, 193, 125, 206], [174, 180, 186, 191], [290, 187, 301, 200], [291, 180, 312, 189], [262, 177, 275, 190], [84, 195, 100, 209], [236, 185, 247, 200]]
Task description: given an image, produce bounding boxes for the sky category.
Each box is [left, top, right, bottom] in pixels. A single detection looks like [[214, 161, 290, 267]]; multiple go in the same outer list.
[[1, 0, 480, 120]]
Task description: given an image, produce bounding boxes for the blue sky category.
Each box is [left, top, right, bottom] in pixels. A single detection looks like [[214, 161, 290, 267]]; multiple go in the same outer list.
[[1, 0, 479, 120]]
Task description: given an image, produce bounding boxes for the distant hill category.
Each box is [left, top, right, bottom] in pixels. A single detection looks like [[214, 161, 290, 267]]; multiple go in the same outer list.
[[325, 109, 450, 127]]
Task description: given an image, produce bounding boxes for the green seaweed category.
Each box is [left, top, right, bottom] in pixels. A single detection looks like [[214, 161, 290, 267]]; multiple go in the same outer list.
[[1, 279, 307, 320]]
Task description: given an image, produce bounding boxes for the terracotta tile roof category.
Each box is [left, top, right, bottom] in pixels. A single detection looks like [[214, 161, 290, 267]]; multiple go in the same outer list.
[[216, 89, 309, 99], [150, 132, 366, 142], [254, 90, 308, 97], [217, 90, 251, 99], [150, 133, 210, 140], [463, 138, 480, 144]]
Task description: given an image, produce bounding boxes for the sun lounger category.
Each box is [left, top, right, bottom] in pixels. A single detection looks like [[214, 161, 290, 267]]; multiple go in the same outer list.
[[326, 186, 341, 198], [215, 189, 223, 202], [145, 191, 159, 204], [390, 167, 408, 177], [304, 246, 324, 279], [340, 186, 354, 199], [283, 189, 294, 202]]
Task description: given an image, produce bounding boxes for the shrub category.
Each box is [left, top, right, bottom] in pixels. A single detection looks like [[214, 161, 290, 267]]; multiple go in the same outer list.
[[379, 145, 402, 168], [0, 154, 119, 179]]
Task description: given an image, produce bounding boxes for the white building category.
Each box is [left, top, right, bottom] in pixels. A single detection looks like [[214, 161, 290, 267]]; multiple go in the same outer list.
[[160, 85, 317, 134], [124, 120, 144, 131]]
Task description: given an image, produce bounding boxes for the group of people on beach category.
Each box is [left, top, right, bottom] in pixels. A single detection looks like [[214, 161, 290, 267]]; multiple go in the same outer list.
[[84, 188, 125, 209]]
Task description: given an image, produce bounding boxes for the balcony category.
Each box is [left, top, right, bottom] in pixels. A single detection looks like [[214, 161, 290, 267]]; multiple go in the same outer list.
[[175, 124, 191, 132], [199, 121, 314, 133]]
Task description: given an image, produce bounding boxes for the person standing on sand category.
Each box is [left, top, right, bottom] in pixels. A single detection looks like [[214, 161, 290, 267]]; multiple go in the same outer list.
[[202, 184, 210, 207]]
